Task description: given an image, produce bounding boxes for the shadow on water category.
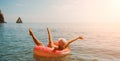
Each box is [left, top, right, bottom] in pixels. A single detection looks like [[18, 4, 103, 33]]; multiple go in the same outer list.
[[0, 23, 4, 27], [0, 23, 4, 39], [34, 54, 71, 61]]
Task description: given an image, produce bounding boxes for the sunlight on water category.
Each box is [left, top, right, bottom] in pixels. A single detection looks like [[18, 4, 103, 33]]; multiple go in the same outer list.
[[0, 23, 120, 61]]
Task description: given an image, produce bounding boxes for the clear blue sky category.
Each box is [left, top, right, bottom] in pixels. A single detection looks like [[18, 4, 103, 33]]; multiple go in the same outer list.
[[0, 0, 120, 25]]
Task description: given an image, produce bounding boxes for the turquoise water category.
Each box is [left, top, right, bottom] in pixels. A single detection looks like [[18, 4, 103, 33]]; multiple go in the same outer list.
[[0, 23, 120, 61]]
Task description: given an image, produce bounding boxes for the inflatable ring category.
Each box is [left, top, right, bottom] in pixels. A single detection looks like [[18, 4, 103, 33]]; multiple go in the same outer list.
[[34, 42, 70, 57]]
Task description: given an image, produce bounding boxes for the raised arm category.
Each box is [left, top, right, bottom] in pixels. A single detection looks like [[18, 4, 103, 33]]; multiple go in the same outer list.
[[29, 28, 44, 46], [64, 36, 83, 49], [47, 28, 54, 48]]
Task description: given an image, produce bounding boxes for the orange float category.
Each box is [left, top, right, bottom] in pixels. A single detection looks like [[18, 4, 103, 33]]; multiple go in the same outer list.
[[34, 42, 70, 57]]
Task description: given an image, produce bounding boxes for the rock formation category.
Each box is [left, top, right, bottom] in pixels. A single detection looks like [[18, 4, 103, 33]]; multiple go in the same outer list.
[[16, 17, 23, 23], [0, 10, 6, 23]]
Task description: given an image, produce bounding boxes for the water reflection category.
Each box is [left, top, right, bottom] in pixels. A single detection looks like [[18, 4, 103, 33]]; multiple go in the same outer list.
[[0, 23, 4, 40], [34, 54, 71, 61], [0, 23, 4, 27]]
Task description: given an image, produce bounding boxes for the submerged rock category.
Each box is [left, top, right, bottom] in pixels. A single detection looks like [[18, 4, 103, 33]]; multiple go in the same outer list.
[[16, 17, 23, 23]]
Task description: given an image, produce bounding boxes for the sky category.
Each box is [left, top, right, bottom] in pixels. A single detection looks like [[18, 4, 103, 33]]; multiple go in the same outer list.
[[0, 0, 120, 25]]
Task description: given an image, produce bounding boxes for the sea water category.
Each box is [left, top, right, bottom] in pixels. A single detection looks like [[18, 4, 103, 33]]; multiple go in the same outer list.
[[0, 23, 120, 61]]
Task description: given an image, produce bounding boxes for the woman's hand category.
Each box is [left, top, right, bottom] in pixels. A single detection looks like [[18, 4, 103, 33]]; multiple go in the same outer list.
[[78, 36, 83, 40], [29, 28, 33, 36]]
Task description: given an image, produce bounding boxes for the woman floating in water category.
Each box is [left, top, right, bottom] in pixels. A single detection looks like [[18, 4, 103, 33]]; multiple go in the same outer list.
[[29, 28, 83, 50], [29, 28, 83, 57]]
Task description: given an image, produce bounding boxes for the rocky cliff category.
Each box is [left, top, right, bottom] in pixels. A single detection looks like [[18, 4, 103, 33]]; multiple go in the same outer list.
[[16, 17, 23, 23], [0, 10, 6, 23]]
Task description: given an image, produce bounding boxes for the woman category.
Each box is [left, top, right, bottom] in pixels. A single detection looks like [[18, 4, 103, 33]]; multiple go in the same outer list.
[[29, 28, 83, 50]]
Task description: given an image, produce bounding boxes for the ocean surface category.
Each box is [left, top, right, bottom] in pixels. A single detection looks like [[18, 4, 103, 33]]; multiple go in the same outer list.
[[0, 23, 120, 61]]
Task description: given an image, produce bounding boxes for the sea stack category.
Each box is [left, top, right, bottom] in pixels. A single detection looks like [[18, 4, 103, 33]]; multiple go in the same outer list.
[[0, 10, 6, 23], [16, 17, 23, 23]]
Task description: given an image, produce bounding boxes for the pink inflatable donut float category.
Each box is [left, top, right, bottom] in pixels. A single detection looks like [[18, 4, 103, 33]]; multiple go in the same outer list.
[[34, 42, 70, 57]]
